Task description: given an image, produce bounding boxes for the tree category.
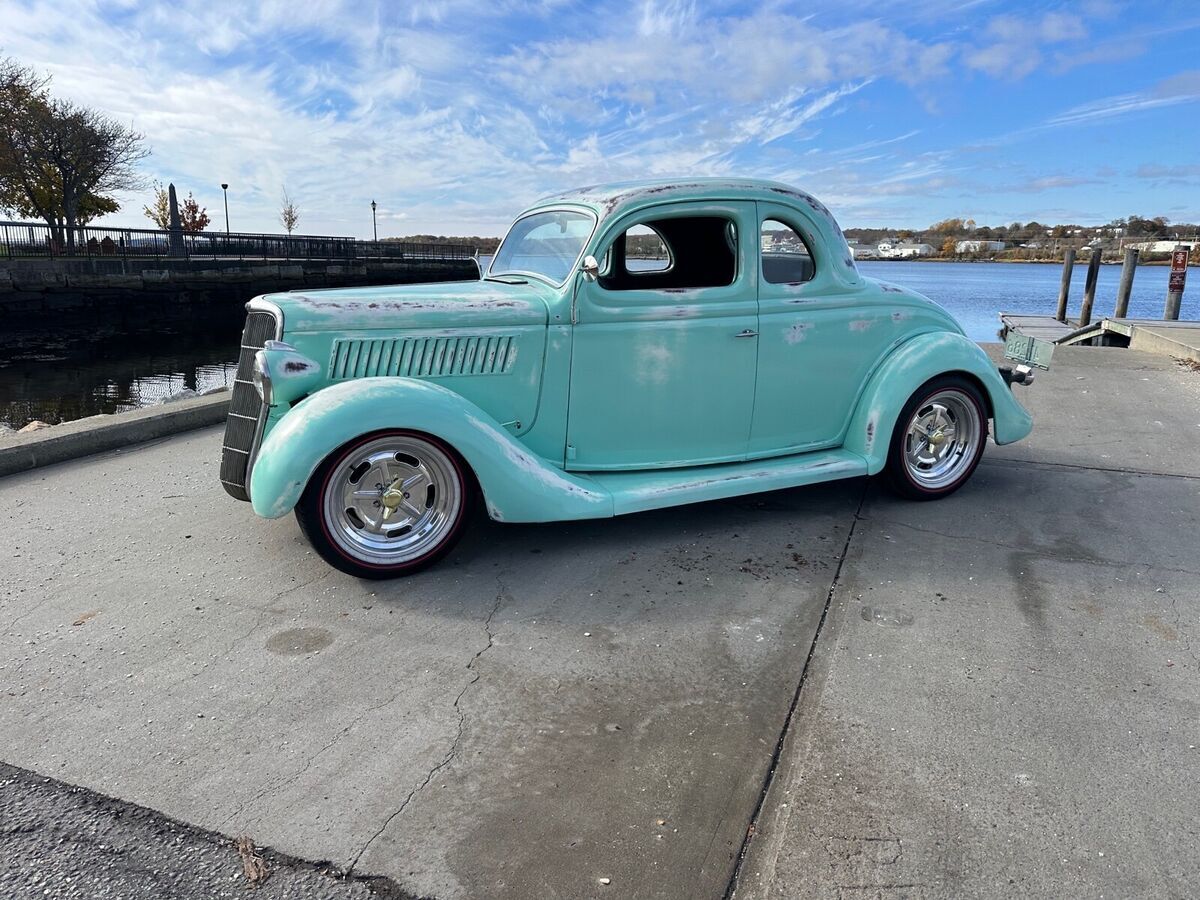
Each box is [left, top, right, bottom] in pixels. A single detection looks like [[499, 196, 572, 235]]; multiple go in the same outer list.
[[143, 182, 209, 232], [142, 182, 169, 228], [0, 58, 48, 213], [179, 192, 209, 232], [930, 218, 964, 235], [941, 237, 958, 256], [279, 188, 299, 234], [0, 56, 148, 247], [5, 160, 120, 225]]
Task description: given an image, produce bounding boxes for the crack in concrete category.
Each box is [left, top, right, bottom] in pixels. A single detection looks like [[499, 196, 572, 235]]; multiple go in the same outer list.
[[723, 484, 868, 900], [1166, 590, 1200, 670], [345, 576, 508, 876], [3, 592, 58, 634], [217, 678, 413, 831], [982, 457, 1200, 482], [161, 570, 335, 694]]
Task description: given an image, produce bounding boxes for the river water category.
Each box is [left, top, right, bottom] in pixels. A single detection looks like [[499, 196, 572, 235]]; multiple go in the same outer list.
[[0, 260, 1191, 430]]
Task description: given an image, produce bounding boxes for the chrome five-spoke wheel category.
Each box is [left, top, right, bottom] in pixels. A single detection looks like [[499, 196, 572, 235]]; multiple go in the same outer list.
[[885, 377, 987, 500], [296, 431, 472, 578]]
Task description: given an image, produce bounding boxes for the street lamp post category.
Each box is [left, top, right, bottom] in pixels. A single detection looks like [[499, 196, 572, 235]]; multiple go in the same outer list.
[[220, 183, 230, 234], [370, 200, 378, 243]]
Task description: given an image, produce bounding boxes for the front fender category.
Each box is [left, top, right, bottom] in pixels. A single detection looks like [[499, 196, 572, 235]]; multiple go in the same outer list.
[[844, 332, 1033, 475], [248, 378, 612, 522]]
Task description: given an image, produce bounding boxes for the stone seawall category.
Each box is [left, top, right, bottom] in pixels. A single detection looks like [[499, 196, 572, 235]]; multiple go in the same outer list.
[[0, 257, 481, 321]]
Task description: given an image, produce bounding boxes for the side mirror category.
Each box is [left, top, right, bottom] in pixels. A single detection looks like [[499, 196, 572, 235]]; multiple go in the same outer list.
[[581, 255, 600, 281]]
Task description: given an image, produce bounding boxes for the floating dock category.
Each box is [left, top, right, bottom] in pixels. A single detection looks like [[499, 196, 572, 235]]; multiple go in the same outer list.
[[1000, 314, 1200, 364]]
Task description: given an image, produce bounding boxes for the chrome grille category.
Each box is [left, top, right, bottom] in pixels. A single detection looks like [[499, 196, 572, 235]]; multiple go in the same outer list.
[[330, 335, 516, 379], [220, 309, 279, 500]]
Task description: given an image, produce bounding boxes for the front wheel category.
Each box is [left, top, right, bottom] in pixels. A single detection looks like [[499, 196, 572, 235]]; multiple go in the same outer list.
[[883, 376, 987, 501], [295, 430, 472, 578]]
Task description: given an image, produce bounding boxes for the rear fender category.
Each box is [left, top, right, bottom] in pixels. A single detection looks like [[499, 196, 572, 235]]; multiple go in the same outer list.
[[845, 332, 1033, 474], [249, 378, 611, 522]]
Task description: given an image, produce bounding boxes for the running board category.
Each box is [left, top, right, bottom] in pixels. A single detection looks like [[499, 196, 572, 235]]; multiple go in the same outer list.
[[589, 449, 868, 516]]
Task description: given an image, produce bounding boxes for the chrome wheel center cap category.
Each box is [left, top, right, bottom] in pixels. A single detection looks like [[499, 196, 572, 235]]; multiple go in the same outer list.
[[928, 429, 946, 447], [380, 481, 408, 519]]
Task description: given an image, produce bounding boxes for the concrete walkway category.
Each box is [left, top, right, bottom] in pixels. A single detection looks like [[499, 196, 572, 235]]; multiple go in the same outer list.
[[2, 347, 1198, 898], [737, 347, 1200, 898]]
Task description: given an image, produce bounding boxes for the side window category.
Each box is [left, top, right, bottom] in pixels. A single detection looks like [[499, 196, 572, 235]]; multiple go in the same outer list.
[[625, 224, 670, 273], [761, 218, 815, 284], [599, 216, 738, 292]]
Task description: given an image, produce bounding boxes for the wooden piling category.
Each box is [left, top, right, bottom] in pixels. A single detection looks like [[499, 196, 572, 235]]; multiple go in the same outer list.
[[1055, 248, 1075, 322], [1164, 244, 1190, 321], [1113, 247, 1139, 318], [1078, 247, 1102, 328]]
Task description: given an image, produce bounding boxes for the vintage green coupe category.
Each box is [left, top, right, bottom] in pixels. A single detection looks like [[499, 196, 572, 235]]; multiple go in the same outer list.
[[220, 178, 1037, 578]]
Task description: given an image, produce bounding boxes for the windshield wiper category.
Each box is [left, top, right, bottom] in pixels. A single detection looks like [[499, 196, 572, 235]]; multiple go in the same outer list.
[[484, 275, 529, 285]]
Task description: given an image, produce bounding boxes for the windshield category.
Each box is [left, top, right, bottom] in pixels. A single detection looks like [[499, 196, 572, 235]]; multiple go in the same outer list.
[[489, 209, 595, 285]]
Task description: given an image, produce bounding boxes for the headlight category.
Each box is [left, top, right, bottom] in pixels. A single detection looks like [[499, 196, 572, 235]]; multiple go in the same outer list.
[[253, 341, 320, 406], [252, 350, 273, 406]]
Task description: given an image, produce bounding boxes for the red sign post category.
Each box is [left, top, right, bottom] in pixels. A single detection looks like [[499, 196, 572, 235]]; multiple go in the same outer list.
[[1165, 246, 1190, 320]]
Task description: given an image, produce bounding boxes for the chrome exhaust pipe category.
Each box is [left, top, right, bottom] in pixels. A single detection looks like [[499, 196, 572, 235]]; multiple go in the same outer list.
[[999, 364, 1035, 387]]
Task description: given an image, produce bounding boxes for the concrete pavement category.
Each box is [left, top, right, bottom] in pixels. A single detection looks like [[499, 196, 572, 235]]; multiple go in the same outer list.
[[1, 423, 859, 898], [2, 346, 1198, 899], [735, 348, 1200, 899]]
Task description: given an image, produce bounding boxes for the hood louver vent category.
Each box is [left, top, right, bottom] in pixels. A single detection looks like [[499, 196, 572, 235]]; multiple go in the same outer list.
[[330, 335, 517, 379]]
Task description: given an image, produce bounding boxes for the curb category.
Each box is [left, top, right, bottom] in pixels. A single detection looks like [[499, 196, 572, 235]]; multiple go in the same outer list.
[[0, 393, 229, 478]]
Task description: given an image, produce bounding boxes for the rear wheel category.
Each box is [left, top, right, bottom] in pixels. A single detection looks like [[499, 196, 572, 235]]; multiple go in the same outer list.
[[295, 430, 472, 578], [884, 376, 987, 501]]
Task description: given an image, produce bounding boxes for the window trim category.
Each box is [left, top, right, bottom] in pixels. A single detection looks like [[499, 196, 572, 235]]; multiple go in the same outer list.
[[623, 223, 674, 276], [486, 205, 598, 288], [759, 215, 818, 286], [596, 211, 741, 294]]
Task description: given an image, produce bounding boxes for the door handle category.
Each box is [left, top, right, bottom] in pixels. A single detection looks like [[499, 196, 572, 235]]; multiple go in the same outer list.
[[734, 329, 759, 338]]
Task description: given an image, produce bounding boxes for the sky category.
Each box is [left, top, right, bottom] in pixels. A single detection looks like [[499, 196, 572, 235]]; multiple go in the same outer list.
[[2, 0, 1199, 238]]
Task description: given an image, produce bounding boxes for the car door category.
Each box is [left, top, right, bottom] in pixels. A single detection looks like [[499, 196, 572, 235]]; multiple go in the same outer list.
[[750, 201, 892, 456], [566, 201, 759, 470]]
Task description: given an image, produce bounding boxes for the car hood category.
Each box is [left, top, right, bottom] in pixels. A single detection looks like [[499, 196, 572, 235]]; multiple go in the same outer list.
[[261, 278, 552, 333]]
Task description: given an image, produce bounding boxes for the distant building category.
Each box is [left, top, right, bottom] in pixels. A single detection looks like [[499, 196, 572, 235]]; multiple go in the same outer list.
[[851, 243, 881, 259], [1126, 238, 1200, 253], [955, 239, 1007, 253], [761, 232, 805, 252], [880, 242, 935, 259]]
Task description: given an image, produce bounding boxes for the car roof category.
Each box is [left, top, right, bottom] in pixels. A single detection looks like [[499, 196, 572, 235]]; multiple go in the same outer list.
[[527, 177, 840, 228], [522, 177, 861, 286]]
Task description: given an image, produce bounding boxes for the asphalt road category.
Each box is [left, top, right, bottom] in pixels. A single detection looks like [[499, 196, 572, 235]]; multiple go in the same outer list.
[[0, 762, 400, 899], [2, 345, 1198, 899]]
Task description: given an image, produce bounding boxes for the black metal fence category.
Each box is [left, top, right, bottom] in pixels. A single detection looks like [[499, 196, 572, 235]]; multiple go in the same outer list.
[[0, 220, 475, 263]]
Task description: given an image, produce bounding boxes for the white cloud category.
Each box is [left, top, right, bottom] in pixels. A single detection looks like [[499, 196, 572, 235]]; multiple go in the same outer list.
[[0, 0, 1189, 234], [637, 0, 696, 38], [965, 11, 1089, 79]]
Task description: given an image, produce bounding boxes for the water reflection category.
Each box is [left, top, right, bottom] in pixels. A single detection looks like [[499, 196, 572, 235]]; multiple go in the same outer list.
[[0, 307, 245, 430]]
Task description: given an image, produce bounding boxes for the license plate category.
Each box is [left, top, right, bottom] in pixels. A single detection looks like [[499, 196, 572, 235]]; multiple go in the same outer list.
[[1003, 332, 1054, 370]]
